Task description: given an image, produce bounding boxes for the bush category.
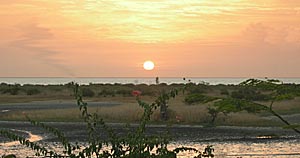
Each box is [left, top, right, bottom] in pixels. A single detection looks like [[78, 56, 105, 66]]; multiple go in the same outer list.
[[98, 89, 115, 97], [220, 88, 229, 95], [231, 88, 270, 101], [1, 85, 20, 95], [26, 88, 41, 95], [185, 93, 216, 105], [186, 84, 209, 94], [115, 89, 133, 97], [134, 84, 157, 96], [81, 88, 95, 97]]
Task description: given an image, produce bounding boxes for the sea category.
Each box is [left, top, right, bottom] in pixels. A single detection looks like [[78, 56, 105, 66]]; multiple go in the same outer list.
[[0, 77, 300, 85]]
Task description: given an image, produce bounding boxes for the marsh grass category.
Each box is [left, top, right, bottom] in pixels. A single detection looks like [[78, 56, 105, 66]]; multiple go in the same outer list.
[[0, 96, 286, 127]]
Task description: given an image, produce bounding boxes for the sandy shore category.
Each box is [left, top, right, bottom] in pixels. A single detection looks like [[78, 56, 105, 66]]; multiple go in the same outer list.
[[0, 129, 43, 157], [1, 129, 42, 146]]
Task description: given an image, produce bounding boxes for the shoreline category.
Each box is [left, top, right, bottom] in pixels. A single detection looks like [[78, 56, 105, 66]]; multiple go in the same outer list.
[[1, 121, 299, 143], [1, 77, 300, 86], [1, 121, 300, 158], [1, 129, 42, 146]]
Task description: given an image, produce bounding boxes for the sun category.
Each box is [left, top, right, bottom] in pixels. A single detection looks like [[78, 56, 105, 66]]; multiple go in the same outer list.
[[143, 61, 155, 70]]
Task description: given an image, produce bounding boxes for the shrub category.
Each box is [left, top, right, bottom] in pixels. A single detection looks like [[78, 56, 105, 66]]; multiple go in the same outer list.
[[134, 84, 157, 96], [220, 88, 229, 95], [26, 88, 41, 95], [185, 83, 209, 94], [48, 85, 64, 92], [98, 89, 115, 97], [231, 87, 270, 101], [81, 88, 95, 97], [1, 85, 20, 95], [115, 88, 133, 97], [185, 93, 217, 105]]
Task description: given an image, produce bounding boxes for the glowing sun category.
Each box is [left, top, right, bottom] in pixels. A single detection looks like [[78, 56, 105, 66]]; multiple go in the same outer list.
[[143, 61, 155, 70]]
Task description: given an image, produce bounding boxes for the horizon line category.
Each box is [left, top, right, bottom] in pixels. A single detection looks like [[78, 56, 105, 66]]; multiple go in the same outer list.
[[1, 76, 300, 78]]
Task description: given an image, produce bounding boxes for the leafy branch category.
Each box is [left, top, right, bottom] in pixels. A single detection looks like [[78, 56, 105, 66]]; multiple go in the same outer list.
[[1, 82, 214, 158]]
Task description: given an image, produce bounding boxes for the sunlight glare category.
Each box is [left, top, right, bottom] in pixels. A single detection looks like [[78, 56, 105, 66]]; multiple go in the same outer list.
[[143, 61, 155, 70]]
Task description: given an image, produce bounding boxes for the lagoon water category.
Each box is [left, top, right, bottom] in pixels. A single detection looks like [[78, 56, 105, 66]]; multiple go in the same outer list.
[[1, 122, 300, 157], [1, 77, 300, 85], [2, 140, 300, 158]]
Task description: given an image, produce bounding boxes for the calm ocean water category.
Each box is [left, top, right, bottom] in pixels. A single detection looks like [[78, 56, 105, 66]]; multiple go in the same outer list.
[[0, 77, 300, 85]]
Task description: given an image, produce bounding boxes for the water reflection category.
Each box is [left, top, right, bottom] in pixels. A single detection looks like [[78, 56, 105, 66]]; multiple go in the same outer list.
[[171, 139, 300, 157], [1, 126, 300, 157], [1, 139, 300, 157]]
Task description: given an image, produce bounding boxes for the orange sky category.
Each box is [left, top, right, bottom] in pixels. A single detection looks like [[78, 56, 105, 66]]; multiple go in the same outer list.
[[0, 0, 300, 77]]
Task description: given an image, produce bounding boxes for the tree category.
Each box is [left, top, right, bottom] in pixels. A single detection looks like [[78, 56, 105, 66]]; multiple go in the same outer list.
[[188, 78, 300, 132]]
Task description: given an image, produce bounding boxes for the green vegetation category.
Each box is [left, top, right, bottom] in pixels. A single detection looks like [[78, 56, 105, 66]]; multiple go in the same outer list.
[[25, 88, 41, 95], [230, 87, 270, 101], [81, 88, 95, 97], [1, 78, 300, 157], [1, 79, 300, 127], [0, 83, 214, 158], [180, 79, 300, 130], [0, 84, 21, 95], [184, 93, 217, 105]]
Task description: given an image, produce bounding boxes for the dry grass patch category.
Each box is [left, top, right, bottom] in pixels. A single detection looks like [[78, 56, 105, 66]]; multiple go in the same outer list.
[[219, 112, 281, 126]]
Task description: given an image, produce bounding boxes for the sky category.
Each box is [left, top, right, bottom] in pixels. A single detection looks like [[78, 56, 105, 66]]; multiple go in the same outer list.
[[0, 0, 300, 77]]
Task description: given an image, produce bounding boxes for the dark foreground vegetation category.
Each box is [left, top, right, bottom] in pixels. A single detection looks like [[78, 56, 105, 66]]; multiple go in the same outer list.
[[1, 82, 215, 158], [1, 78, 300, 157]]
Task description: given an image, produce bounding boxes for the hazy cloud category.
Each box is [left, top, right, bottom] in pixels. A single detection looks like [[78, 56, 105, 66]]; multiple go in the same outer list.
[[241, 23, 300, 46], [0, 0, 299, 77], [9, 22, 75, 76]]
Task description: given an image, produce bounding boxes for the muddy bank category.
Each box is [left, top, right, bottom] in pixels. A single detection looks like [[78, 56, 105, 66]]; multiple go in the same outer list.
[[1, 121, 299, 143], [1, 121, 300, 158]]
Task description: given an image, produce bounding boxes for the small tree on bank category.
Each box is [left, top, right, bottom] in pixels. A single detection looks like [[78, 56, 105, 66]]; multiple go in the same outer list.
[[185, 78, 300, 133]]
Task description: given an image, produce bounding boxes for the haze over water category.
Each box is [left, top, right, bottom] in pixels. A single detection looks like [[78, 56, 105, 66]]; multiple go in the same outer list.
[[1, 77, 300, 85]]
